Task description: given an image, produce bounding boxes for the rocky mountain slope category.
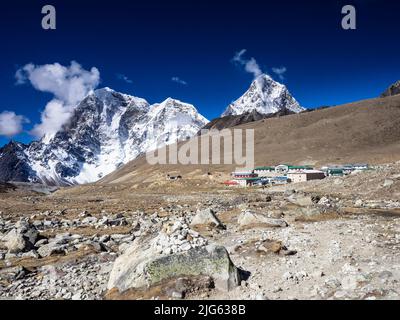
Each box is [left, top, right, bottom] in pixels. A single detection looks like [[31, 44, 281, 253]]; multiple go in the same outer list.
[[201, 109, 296, 132], [0, 88, 208, 185], [101, 94, 400, 186], [222, 74, 304, 116], [381, 80, 400, 97]]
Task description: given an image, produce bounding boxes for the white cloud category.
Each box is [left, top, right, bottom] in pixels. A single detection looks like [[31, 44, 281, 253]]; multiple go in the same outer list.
[[30, 100, 73, 139], [232, 49, 263, 78], [272, 66, 287, 80], [171, 76, 188, 86], [116, 73, 133, 84], [0, 111, 29, 138], [15, 61, 100, 138]]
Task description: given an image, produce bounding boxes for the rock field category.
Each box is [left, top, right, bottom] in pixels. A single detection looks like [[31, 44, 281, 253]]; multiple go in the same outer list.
[[1, 162, 400, 300]]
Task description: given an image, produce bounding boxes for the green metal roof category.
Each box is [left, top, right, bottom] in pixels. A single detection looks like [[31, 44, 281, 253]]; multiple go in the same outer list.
[[288, 165, 313, 169], [254, 166, 275, 170], [328, 169, 344, 173]]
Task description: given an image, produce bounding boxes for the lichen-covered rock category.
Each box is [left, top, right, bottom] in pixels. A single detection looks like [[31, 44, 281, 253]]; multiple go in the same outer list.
[[107, 228, 240, 293], [144, 245, 240, 291]]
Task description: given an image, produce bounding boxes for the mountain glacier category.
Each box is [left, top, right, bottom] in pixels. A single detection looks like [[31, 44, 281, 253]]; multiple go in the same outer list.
[[222, 74, 304, 116], [0, 88, 208, 185]]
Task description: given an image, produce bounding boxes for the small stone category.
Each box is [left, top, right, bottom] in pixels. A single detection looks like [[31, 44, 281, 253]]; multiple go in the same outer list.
[[383, 179, 394, 187], [255, 293, 268, 300], [355, 199, 363, 207], [37, 243, 65, 258], [318, 196, 330, 206], [63, 292, 72, 300], [35, 239, 49, 247], [21, 250, 39, 259], [324, 276, 341, 289], [72, 292, 82, 300], [378, 271, 393, 279], [334, 290, 348, 299], [171, 291, 183, 299]]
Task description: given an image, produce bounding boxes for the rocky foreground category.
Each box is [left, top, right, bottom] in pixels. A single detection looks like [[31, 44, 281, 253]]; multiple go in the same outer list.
[[1, 163, 400, 300]]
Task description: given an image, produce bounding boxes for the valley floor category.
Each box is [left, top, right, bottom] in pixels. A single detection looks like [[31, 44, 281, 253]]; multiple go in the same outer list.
[[1, 161, 400, 300]]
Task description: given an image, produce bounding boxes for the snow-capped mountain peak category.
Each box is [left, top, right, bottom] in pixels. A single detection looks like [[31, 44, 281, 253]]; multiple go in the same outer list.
[[222, 74, 304, 116], [141, 97, 209, 152], [0, 88, 208, 186]]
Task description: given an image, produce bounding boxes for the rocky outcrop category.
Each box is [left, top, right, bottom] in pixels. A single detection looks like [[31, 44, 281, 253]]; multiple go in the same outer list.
[[287, 193, 314, 207], [381, 80, 400, 97], [145, 245, 240, 291], [200, 108, 295, 132], [107, 219, 240, 293], [237, 210, 288, 229], [190, 208, 225, 230], [1, 220, 38, 253]]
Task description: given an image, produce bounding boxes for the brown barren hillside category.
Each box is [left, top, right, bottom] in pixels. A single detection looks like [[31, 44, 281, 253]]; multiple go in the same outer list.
[[100, 95, 400, 186]]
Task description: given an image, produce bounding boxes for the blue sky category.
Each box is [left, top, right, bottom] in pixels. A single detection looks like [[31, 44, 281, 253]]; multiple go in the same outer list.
[[1, 0, 400, 146]]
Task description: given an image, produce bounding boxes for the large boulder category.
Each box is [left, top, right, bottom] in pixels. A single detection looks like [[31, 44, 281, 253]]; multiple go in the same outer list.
[[146, 245, 240, 291], [2, 229, 28, 253], [190, 208, 225, 230], [37, 243, 65, 258], [287, 194, 314, 207], [1, 220, 38, 253], [107, 220, 240, 293], [108, 243, 240, 293], [237, 210, 288, 229], [15, 220, 39, 245], [381, 80, 400, 97], [298, 207, 323, 217]]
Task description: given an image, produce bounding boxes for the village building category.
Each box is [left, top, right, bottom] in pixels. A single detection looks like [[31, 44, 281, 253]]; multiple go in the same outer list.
[[323, 164, 369, 177], [223, 180, 239, 186], [253, 166, 276, 177], [351, 163, 369, 170], [270, 176, 289, 185], [287, 170, 325, 183], [287, 165, 314, 172], [275, 164, 289, 174], [232, 177, 262, 187], [231, 171, 258, 178]]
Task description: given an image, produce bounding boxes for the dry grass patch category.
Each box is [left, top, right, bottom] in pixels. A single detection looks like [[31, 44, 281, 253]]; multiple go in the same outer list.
[[233, 238, 295, 258], [0, 245, 99, 271], [40, 225, 133, 238], [294, 211, 342, 222]]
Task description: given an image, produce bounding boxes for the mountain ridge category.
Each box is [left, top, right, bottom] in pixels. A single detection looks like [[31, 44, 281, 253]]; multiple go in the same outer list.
[[222, 74, 304, 116], [100, 94, 400, 186], [0, 88, 209, 185]]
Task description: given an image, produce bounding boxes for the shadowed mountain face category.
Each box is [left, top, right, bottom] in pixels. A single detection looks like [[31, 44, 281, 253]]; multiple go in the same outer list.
[[381, 80, 400, 97], [0, 141, 33, 183], [200, 109, 296, 132]]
